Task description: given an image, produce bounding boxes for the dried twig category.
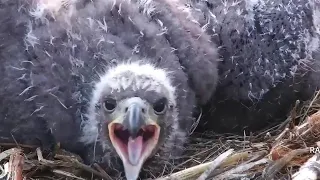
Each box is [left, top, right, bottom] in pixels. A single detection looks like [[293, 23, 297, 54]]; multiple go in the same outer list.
[[93, 163, 111, 178], [67, 158, 113, 180], [155, 150, 249, 180], [0, 148, 22, 162], [214, 158, 269, 180], [7, 153, 25, 180], [196, 149, 234, 180], [1, 148, 24, 180], [52, 169, 86, 180], [302, 90, 320, 121], [38, 147, 112, 180], [263, 148, 310, 178]]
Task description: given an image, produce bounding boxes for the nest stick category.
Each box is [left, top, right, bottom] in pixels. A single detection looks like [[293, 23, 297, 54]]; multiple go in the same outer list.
[[2, 148, 24, 180], [68, 158, 113, 180], [196, 149, 234, 180], [52, 169, 86, 180], [0, 148, 22, 162], [8, 153, 25, 180], [302, 90, 320, 121], [93, 163, 111, 178], [214, 158, 269, 180], [155, 149, 249, 180], [36, 147, 113, 180], [263, 148, 310, 178]]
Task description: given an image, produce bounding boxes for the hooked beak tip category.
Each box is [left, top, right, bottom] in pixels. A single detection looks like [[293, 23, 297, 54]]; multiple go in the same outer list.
[[123, 161, 144, 180]]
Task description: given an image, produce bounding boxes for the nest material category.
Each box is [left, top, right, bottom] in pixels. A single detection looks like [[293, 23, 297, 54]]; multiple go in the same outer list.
[[2, 91, 320, 180]]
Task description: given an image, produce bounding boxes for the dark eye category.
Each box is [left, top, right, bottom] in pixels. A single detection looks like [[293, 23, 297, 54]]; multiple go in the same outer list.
[[103, 97, 117, 112], [153, 98, 167, 115]]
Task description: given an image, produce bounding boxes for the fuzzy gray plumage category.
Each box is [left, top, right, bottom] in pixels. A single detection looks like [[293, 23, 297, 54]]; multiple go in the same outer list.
[[195, 0, 320, 132], [0, 0, 319, 179], [0, 0, 218, 178]]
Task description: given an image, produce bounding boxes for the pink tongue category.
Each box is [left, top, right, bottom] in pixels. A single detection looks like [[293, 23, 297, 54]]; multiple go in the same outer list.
[[127, 136, 143, 165]]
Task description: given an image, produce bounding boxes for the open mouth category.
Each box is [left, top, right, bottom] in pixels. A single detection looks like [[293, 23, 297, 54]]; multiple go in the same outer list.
[[108, 123, 160, 165]]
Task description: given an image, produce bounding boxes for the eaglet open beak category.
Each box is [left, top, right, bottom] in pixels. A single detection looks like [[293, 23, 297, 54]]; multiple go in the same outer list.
[[108, 98, 160, 180]]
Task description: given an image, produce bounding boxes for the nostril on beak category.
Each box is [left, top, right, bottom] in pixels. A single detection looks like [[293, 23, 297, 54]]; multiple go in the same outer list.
[[124, 103, 146, 138]]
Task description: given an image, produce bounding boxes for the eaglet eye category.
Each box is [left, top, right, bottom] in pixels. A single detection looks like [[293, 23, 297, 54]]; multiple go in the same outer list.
[[153, 97, 167, 115], [103, 97, 117, 113]]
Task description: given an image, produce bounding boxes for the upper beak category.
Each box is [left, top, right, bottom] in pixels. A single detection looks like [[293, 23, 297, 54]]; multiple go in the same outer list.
[[108, 98, 160, 180], [123, 103, 146, 139]]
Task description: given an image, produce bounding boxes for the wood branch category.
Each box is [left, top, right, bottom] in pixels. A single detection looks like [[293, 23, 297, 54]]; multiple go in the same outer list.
[[155, 150, 250, 180], [263, 148, 310, 179], [214, 158, 269, 180], [2, 148, 24, 180], [196, 149, 234, 180]]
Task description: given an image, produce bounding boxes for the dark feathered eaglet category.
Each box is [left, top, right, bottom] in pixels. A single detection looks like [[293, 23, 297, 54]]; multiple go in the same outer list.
[[0, 0, 218, 179], [0, 0, 319, 179]]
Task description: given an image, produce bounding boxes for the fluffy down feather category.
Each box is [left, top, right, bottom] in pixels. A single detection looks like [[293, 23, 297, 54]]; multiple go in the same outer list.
[[190, 0, 320, 132], [0, 0, 218, 178]]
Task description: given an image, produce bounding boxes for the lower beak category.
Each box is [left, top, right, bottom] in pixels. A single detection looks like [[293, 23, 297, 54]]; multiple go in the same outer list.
[[108, 103, 160, 180]]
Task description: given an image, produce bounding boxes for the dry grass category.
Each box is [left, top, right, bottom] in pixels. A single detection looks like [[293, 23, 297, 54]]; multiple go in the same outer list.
[[2, 91, 320, 180]]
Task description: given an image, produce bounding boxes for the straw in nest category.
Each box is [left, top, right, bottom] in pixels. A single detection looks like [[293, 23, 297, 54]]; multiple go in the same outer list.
[[2, 91, 320, 180]]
